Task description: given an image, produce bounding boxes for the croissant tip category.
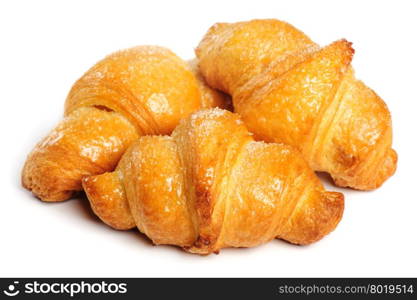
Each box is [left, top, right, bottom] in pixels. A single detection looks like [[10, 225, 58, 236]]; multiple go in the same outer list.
[[334, 38, 355, 55], [370, 147, 398, 190], [340, 38, 353, 45], [21, 164, 76, 202], [323, 191, 345, 211], [321, 190, 345, 237], [333, 146, 397, 190], [390, 148, 398, 166]]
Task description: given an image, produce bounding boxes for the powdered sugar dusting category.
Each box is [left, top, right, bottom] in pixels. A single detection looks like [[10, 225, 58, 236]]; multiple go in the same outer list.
[[190, 107, 227, 121], [147, 93, 173, 115], [79, 145, 102, 162], [166, 177, 173, 192]]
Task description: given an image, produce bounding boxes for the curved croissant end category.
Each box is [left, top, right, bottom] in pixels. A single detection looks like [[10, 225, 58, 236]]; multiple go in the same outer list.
[[83, 108, 344, 255]]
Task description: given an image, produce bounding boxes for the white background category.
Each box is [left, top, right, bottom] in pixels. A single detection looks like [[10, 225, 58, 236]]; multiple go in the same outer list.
[[1, 0, 416, 277]]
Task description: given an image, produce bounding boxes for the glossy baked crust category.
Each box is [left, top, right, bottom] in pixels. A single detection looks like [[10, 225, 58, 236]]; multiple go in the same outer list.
[[196, 19, 397, 190], [22, 46, 229, 202], [83, 108, 344, 254]]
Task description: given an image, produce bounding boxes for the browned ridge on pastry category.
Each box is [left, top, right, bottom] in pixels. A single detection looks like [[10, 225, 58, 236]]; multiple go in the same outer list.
[[22, 46, 229, 202], [196, 19, 397, 190], [83, 108, 344, 255]]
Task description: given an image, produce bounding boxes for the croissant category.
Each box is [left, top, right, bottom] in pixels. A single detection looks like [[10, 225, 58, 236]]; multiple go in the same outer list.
[[22, 46, 229, 202], [196, 19, 397, 190], [82, 108, 344, 254]]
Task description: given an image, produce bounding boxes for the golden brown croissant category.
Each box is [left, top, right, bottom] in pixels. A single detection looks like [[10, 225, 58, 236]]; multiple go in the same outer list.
[[22, 46, 228, 202], [82, 108, 344, 254], [196, 19, 397, 190]]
